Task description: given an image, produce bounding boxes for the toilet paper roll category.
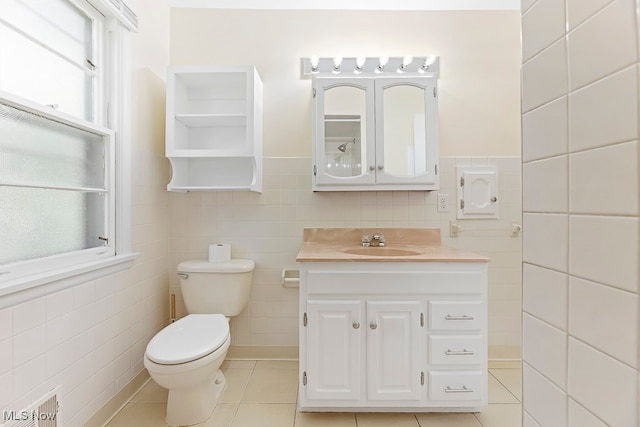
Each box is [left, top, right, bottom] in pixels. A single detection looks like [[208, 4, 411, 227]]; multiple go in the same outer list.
[[209, 243, 231, 263]]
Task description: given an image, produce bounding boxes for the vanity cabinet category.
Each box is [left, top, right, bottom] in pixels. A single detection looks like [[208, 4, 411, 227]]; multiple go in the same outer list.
[[165, 65, 262, 192], [298, 263, 487, 412], [312, 76, 438, 191], [305, 299, 422, 403]]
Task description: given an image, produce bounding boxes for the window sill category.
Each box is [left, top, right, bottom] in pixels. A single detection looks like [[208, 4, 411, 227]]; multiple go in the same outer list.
[[0, 253, 139, 309]]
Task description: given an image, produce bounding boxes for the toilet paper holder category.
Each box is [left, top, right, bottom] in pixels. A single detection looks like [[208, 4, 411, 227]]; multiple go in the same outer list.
[[281, 269, 300, 288]]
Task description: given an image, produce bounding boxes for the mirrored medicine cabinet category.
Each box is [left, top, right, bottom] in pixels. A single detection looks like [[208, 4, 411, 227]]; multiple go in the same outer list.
[[312, 75, 439, 191]]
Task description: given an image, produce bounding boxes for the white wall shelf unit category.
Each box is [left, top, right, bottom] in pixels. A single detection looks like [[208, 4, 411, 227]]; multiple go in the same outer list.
[[166, 65, 263, 192]]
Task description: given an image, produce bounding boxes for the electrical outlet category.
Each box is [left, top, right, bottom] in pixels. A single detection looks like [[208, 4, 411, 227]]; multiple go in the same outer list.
[[437, 192, 449, 212]]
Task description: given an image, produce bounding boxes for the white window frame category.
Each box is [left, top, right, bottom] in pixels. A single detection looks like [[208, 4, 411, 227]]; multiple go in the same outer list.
[[0, 0, 138, 308]]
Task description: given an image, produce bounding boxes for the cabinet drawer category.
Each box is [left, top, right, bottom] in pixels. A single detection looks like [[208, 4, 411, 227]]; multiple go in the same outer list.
[[429, 335, 482, 365], [428, 371, 483, 401], [428, 301, 482, 330]]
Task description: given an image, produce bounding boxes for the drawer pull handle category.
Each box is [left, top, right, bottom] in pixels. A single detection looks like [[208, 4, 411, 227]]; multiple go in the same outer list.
[[445, 386, 474, 393], [445, 315, 474, 321], [446, 349, 475, 356]]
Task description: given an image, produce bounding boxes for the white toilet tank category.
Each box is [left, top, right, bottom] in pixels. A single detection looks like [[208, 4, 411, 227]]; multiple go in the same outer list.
[[177, 259, 255, 316]]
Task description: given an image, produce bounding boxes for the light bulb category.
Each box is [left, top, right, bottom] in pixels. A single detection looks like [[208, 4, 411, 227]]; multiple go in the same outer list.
[[399, 55, 413, 72], [332, 56, 342, 73], [310, 55, 319, 73], [420, 55, 436, 72], [376, 56, 389, 73]]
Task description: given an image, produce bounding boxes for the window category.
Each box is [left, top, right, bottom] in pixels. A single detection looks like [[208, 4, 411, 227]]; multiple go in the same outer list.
[[0, 0, 137, 301], [0, 0, 100, 121]]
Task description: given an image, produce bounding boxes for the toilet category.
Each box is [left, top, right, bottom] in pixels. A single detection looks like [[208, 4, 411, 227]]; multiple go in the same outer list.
[[144, 259, 255, 426]]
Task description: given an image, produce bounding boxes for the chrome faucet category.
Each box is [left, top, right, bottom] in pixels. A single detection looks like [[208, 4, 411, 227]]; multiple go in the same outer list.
[[362, 232, 385, 247], [371, 233, 385, 247]]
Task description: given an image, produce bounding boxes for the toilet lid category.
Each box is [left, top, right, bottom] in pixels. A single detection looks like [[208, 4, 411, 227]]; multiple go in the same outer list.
[[146, 314, 229, 365]]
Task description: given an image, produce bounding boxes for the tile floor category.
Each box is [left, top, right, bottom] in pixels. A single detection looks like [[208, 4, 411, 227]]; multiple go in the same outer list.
[[106, 361, 522, 427]]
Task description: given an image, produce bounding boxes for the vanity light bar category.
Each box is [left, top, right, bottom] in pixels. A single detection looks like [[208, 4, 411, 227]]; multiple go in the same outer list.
[[300, 56, 439, 77]]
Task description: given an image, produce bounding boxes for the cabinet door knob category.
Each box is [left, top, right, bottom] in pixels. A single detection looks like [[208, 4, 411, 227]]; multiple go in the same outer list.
[[491, 196, 498, 203], [369, 165, 375, 171], [377, 165, 384, 170], [370, 322, 377, 330], [352, 321, 360, 329]]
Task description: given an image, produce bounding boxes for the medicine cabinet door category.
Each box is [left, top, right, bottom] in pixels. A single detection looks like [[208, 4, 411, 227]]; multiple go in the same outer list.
[[374, 77, 438, 186], [313, 77, 375, 186]]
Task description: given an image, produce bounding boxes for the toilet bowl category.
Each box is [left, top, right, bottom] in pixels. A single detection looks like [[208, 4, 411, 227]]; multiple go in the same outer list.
[[144, 314, 231, 426], [143, 257, 255, 426]]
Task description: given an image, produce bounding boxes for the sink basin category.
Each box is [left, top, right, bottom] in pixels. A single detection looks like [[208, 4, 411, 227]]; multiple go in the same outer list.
[[342, 247, 421, 257]]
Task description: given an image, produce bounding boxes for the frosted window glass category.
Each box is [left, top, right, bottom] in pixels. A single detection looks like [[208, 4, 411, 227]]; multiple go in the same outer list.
[[0, 103, 105, 189], [0, 187, 106, 264], [0, 102, 108, 265]]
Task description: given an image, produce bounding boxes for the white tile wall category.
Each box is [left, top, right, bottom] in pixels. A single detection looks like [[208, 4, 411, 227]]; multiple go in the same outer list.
[[522, 0, 640, 425], [13, 298, 45, 335], [523, 412, 542, 427], [569, 66, 638, 152], [521, 0, 566, 62], [522, 314, 567, 389], [568, 399, 608, 427], [168, 156, 522, 349], [522, 264, 567, 330], [521, 39, 568, 112], [521, 0, 538, 14], [569, 141, 639, 215], [569, 215, 639, 292], [522, 96, 568, 162], [567, 0, 615, 30], [567, 0, 638, 90], [523, 213, 568, 271], [568, 339, 638, 426], [569, 277, 639, 368], [523, 363, 567, 426], [522, 155, 567, 212]]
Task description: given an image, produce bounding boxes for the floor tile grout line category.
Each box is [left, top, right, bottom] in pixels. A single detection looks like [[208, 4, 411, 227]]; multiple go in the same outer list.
[[488, 370, 521, 403], [222, 362, 256, 425], [118, 363, 523, 426], [473, 412, 484, 427]]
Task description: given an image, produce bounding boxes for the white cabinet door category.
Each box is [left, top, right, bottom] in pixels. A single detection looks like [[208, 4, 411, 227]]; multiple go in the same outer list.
[[366, 300, 423, 401], [313, 77, 376, 187], [374, 77, 438, 186], [456, 166, 499, 219], [306, 300, 363, 401]]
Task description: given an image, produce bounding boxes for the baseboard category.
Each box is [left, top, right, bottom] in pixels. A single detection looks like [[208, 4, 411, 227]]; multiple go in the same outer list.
[[488, 345, 521, 369], [84, 369, 150, 427]]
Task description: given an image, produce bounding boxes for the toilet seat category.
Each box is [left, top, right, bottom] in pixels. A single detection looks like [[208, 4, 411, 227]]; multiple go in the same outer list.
[[146, 314, 229, 365]]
